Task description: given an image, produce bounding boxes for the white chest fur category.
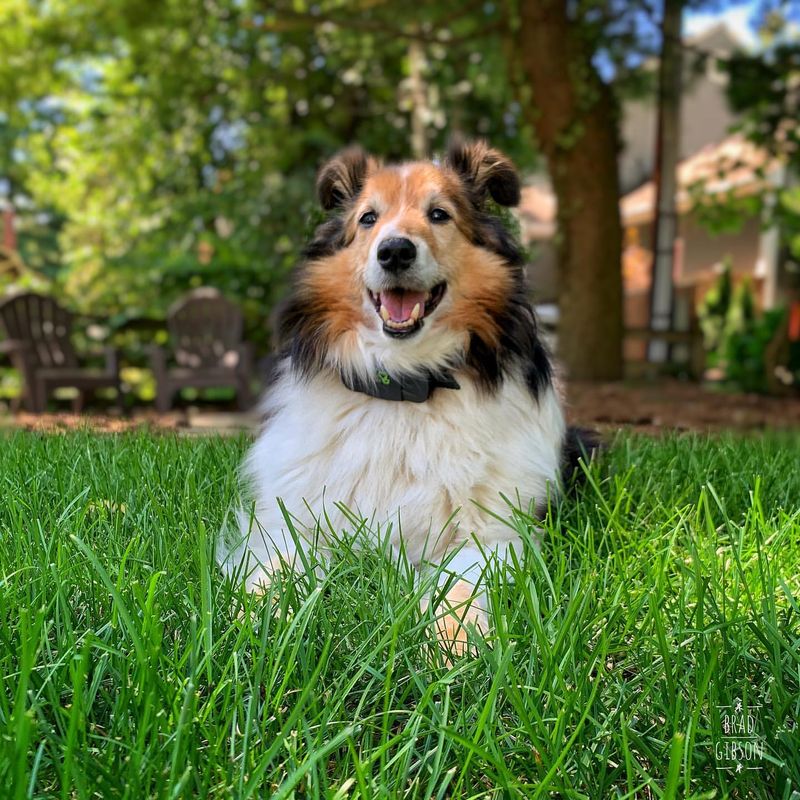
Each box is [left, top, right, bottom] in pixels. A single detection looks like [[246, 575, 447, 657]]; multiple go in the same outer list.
[[234, 362, 566, 580]]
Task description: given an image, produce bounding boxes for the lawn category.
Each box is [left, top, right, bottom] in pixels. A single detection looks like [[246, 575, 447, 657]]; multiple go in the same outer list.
[[1, 431, 799, 798]]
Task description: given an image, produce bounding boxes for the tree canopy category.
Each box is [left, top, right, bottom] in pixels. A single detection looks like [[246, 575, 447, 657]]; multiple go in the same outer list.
[[3, 0, 790, 373], [2, 1, 535, 344]]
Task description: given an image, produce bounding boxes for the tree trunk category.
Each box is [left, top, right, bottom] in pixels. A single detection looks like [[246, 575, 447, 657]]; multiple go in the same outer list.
[[514, 0, 623, 381], [407, 38, 429, 159], [648, 0, 684, 361]]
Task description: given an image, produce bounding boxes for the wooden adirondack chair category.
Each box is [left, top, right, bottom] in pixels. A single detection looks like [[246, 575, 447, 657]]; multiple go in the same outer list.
[[0, 292, 121, 413], [149, 288, 254, 412]]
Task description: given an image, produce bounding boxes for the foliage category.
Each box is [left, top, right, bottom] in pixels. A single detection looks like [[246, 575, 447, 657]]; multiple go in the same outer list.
[[688, 180, 766, 237], [0, 0, 775, 377], [699, 265, 791, 393], [716, 28, 800, 265], [0, 1, 671, 347], [726, 41, 800, 154], [1, 1, 535, 348], [691, 11, 800, 392], [697, 260, 734, 358], [724, 305, 787, 393], [1, 431, 799, 796]]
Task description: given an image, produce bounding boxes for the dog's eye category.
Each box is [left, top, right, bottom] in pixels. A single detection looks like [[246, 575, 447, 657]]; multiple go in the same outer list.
[[359, 211, 378, 227], [428, 207, 451, 224]]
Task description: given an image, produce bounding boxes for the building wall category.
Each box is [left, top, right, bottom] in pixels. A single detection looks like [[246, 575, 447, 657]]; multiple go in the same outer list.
[[622, 212, 766, 348], [677, 216, 763, 287], [526, 240, 559, 304], [619, 27, 740, 193]]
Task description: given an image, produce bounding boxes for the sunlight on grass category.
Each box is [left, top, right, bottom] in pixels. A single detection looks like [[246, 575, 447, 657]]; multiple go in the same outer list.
[[0, 431, 798, 797]]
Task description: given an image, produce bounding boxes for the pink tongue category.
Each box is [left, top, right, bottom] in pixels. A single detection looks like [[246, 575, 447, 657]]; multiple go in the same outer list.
[[380, 290, 427, 322]]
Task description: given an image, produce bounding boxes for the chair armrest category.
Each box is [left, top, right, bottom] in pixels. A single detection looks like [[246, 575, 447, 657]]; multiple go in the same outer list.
[[147, 344, 169, 375], [0, 339, 32, 355], [236, 341, 255, 374], [103, 345, 120, 376]]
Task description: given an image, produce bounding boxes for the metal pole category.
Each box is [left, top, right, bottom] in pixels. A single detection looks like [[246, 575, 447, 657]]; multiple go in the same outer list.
[[648, 0, 684, 362]]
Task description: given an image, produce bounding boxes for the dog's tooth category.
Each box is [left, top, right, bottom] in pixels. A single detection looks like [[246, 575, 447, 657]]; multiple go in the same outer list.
[[380, 305, 390, 322], [410, 303, 421, 321]]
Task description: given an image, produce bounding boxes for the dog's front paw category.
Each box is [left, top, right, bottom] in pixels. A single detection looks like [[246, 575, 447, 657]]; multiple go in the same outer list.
[[424, 579, 488, 663]]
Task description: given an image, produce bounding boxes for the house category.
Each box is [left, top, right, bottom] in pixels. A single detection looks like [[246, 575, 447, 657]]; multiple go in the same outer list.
[[620, 134, 786, 359], [519, 135, 785, 354], [518, 182, 557, 304], [517, 23, 789, 363], [619, 23, 742, 193]]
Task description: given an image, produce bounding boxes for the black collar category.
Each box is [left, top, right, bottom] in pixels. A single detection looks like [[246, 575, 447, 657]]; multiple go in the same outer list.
[[342, 367, 460, 403]]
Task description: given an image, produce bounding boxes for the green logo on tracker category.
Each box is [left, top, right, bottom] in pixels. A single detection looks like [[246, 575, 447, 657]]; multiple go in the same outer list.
[[377, 370, 391, 385]]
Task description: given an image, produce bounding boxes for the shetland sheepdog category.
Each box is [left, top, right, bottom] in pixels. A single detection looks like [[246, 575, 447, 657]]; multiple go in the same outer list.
[[223, 139, 589, 654]]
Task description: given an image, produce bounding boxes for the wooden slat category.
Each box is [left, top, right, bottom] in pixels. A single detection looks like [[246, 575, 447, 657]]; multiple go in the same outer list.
[[168, 288, 244, 369]]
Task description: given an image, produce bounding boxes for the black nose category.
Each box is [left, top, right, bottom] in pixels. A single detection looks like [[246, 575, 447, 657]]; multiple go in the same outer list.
[[377, 237, 417, 273]]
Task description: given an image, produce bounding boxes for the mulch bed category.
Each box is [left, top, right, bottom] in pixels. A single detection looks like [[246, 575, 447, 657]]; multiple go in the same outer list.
[[0, 408, 186, 434], [565, 380, 800, 433], [2, 381, 799, 434]]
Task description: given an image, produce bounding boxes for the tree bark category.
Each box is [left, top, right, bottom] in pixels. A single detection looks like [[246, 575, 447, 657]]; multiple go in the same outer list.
[[514, 0, 623, 381]]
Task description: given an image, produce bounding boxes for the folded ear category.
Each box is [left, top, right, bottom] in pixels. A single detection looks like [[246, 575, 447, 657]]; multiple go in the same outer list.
[[316, 146, 377, 210], [445, 138, 520, 207]]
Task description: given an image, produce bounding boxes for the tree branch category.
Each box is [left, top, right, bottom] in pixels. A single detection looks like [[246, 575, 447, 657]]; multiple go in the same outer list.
[[245, 2, 502, 47]]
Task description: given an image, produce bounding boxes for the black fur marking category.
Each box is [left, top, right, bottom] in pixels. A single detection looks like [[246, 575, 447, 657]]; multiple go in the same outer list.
[[288, 323, 325, 378], [273, 266, 326, 379], [317, 146, 372, 210], [560, 427, 603, 490], [303, 216, 347, 261], [472, 213, 525, 267], [445, 137, 521, 208], [466, 333, 501, 387], [465, 285, 553, 399]]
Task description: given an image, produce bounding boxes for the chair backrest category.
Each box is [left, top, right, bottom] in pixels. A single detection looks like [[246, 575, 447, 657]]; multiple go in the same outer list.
[[0, 292, 79, 369], [167, 288, 244, 368]]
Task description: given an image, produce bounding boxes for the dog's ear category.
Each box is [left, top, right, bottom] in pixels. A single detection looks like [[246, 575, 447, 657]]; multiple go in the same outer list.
[[316, 146, 376, 210], [445, 137, 520, 208]]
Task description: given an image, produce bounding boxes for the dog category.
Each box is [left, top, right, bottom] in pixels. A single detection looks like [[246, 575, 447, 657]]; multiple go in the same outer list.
[[223, 139, 589, 655]]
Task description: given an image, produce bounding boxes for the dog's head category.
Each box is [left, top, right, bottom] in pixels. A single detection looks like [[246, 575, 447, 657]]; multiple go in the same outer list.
[[280, 139, 545, 389]]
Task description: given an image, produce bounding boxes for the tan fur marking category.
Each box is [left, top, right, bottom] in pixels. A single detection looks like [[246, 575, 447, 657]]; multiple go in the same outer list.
[[427, 579, 487, 661], [301, 250, 368, 346], [443, 247, 512, 348], [355, 165, 466, 248]]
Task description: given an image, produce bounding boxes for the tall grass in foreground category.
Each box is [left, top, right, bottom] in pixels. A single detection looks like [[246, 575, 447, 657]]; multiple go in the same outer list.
[[0, 431, 799, 798]]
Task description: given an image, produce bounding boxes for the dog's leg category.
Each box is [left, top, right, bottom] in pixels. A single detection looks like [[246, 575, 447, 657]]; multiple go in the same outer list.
[[221, 507, 316, 595], [243, 547, 298, 595], [423, 543, 508, 660]]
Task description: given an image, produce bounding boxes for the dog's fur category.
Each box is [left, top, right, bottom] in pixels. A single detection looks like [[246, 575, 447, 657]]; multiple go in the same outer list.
[[224, 139, 583, 653]]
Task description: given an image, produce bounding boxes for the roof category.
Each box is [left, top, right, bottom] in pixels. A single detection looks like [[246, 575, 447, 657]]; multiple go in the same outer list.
[[685, 21, 747, 54], [621, 134, 779, 226]]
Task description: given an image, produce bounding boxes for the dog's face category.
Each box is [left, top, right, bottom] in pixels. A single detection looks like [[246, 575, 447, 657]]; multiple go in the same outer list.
[[354, 163, 465, 340], [283, 140, 527, 377]]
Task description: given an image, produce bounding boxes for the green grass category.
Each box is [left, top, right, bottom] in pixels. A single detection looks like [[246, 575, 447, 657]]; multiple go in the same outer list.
[[1, 431, 799, 798]]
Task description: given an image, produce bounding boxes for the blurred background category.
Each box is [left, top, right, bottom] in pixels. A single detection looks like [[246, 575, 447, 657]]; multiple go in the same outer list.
[[1, 0, 799, 430]]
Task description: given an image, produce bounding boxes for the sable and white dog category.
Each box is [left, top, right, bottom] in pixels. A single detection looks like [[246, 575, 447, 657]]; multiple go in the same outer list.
[[223, 139, 587, 653]]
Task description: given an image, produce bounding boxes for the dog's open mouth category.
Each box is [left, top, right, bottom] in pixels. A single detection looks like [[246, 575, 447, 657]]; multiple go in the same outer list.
[[368, 282, 447, 338]]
